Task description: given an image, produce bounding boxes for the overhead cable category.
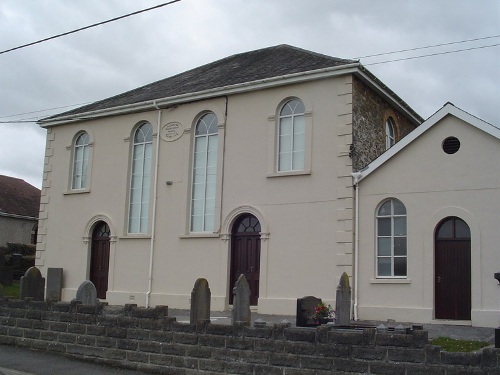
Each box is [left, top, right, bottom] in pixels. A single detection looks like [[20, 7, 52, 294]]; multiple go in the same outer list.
[[0, 0, 183, 55]]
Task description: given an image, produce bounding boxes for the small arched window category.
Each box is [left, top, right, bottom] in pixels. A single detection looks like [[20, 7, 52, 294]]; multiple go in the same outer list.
[[128, 122, 153, 234], [72, 132, 90, 189], [376, 198, 407, 277], [278, 99, 305, 171], [191, 112, 218, 232], [385, 117, 396, 150]]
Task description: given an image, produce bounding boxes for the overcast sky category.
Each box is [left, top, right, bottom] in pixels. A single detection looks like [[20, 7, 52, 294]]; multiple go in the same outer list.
[[0, 0, 498, 189]]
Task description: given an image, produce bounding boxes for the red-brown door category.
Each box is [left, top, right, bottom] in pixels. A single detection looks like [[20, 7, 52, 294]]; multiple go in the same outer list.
[[90, 221, 110, 299], [230, 214, 261, 306], [435, 217, 471, 320]]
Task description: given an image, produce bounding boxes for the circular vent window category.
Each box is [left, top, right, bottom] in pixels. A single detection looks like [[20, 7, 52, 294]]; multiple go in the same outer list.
[[442, 137, 460, 154]]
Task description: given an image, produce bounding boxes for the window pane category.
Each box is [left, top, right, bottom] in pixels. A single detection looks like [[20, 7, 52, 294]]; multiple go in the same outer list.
[[393, 200, 406, 215], [280, 117, 292, 136], [377, 238, 391, 256], [204, 214, 215, 231], [455, 219, 470, 238], [292, 150, 304, 170], [394, 237, 407, 256], [378, 201, 391, 216], [394, 257, 407, 276], [437, 220, 453, 238], [293, 132, 304, 152], [394, 217, 407, 236], [378, 258, 391, 277], [293, 100, 305, 114], [191, 215, 202, 232], [377, 218, 391, 236]]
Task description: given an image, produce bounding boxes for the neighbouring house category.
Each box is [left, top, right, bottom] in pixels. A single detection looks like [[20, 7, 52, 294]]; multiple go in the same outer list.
[[0, 175, 40, 247], [36, 44, 498, 327], [354, 103, 500, 328]]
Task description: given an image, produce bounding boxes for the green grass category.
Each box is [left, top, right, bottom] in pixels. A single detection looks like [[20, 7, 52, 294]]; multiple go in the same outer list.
[[431, 337, 489, 352], [2, 283, 20, 298]]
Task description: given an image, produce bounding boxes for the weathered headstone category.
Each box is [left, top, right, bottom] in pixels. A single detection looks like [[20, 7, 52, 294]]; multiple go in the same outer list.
[[19, 266, 45, 301], [75, 280, 98, 306], [232, 274, 251, 325], [46, 268, 63, 302], [296, 296, 322, 327], [335, 272, 352, 326], [190, 278, 211, 324], [0, 253, 13, 286]]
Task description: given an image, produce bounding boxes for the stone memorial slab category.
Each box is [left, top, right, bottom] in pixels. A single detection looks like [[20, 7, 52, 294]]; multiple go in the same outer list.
[[296, 296, 322, 327], [335, 272, 351, 326], [0, 253, 5, 267], [190, 278, 211, 324], [46, 268, 63, 302], [75, 280, 98, 306], [19, 266, 45, 301], [232, 274, 251, 325]]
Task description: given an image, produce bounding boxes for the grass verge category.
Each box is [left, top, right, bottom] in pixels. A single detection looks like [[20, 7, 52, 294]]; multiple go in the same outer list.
[[2, 283, 20, 298], [431, 337, 490, 352]]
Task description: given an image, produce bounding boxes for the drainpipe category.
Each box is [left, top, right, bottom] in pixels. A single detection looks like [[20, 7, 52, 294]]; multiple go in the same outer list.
[[146, 101, 162, 308], [352, 172, 362, 321]]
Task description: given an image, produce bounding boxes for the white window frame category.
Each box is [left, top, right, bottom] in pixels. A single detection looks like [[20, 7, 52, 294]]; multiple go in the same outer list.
[[376, 198, 407, 278], [190, 112, 218, 233], [127, 122, 153, 234], [385, 117, 396, 150], [277, 99, 305, 172], [71, 132, 90, 190]]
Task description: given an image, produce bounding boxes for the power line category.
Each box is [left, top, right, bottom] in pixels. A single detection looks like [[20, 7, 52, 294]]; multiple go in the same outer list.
[[363, 43, 500, 66], [0, 0, 184, 55], [0, 102, 93, 119], [354, 34, 500, 59]]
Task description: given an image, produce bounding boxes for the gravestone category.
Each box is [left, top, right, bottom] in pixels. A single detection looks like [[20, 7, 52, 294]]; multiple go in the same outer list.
[[296, 296, 322, 327], [11, 254, 23, 279], [19, 266, 45, 301], [0, 253, 13, 286], [46, 268, 63, 302], [232, 274, 251, 325], [75, 280, 98, 306], [190, 278, 211, 324], [335, 272, 351, 326]]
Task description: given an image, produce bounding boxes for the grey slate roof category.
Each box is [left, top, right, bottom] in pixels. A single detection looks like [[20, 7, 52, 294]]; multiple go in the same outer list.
[[46, 45, 356, 119], [0, 175, 40, 219]]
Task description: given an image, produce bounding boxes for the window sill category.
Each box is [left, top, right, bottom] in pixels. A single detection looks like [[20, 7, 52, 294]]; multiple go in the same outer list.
[[64, 188, 90, 195], [179, 233, 220, 239], [267, 169, 311, 178], [119, 235, 152, 240], [370, 278, 411, 284]]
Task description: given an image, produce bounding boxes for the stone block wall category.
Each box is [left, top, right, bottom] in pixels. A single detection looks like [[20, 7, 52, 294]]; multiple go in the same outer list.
[[0, 299, 499, 374]]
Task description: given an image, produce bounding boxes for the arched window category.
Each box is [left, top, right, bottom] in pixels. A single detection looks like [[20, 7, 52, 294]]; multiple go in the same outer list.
[[128, 122, 153, 234], [278, 99, 305, 171], [385, 117, 396, 150], [376, 198, 407, 277], [72, 132, 90, 189], [191, 112, 218, 232]]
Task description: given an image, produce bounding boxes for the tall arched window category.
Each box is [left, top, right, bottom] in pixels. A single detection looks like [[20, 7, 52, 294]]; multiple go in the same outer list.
[[191, 112, 218, 232], [385, 117, 396, 150], [278, 99, 305, 171], [72, 132, 90, 189], [128, 122, 153, 234], [376, 198, 407, 277]]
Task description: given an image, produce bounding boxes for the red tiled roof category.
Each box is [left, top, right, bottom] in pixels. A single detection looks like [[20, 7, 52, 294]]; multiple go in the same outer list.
[[0, 175, 41, 218]]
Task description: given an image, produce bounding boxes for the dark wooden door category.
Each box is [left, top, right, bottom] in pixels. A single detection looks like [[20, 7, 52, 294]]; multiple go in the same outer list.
[[90, 222, 110, 299], [230, 214, 261, 306], [435, 217, 471, 320]]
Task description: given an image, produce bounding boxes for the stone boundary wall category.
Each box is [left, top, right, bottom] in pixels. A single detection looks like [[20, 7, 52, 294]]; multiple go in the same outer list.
[[0, 299, 499, 375]]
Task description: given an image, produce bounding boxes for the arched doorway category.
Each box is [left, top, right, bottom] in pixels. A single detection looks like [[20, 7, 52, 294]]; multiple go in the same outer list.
[[435, 217, 471, 320], [229, 214, 261, 306], [90, 221, 110, 299]]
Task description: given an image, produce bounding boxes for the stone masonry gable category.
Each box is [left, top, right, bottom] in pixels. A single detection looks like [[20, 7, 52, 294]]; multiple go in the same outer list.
[[351, 76, 417, 171]]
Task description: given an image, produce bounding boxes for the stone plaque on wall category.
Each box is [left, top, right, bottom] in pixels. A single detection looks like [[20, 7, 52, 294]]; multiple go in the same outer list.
[[160, 122, 184, 142]]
